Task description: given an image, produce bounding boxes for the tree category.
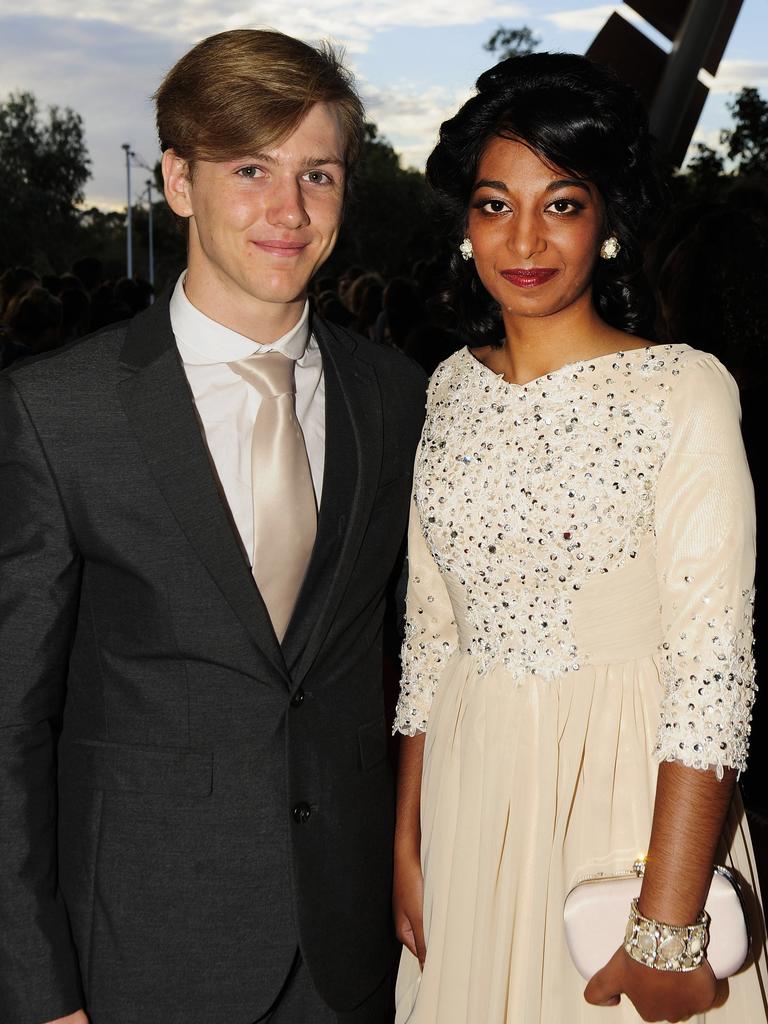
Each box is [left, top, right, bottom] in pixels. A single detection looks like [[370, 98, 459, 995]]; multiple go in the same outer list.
[[0, 90, 91, 269], [329, 122, 440, 277], [721, 86, 768, 178], [682, 142, 727, 199], [484, 26, 541, 62], [671, 86, 768, 204]]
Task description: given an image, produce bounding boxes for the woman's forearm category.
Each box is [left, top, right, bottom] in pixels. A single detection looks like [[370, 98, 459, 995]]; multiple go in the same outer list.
[[638, 759, 737, 924], [395, 732, 426, 857]]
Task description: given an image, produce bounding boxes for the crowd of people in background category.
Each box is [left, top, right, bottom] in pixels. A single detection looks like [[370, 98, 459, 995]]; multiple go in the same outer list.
[[0, 259, 154, 370], [314, 259, 463, 375], [0, 254, 468, 376]]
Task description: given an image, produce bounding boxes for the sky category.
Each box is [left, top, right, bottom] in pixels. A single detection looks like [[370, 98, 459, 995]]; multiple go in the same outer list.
[[1, 0, 767, 209]]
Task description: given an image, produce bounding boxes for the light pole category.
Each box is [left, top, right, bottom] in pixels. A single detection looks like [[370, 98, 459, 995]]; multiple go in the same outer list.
[[122, 143, 135, 278], [146, 179, 155, 290]]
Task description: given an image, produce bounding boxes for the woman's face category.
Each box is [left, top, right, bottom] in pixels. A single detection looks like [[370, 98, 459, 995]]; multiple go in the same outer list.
[[466, 137, 605, 322]]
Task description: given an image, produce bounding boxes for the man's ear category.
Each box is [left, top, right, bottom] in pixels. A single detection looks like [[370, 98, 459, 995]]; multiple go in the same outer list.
[[162, 150, 194, 219]]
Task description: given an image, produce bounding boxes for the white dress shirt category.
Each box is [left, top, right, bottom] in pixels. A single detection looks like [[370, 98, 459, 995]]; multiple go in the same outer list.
[[170, 272, 325, 565]]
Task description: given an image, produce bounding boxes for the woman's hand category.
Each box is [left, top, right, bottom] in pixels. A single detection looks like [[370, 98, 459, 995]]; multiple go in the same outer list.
[[584, 946, 716, 1022], [393, 847, 426, 968], [584, 759, 733, 1020]]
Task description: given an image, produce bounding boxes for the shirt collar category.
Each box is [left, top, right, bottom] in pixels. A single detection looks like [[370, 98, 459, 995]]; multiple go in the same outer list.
[[170, 271, 311, 366]]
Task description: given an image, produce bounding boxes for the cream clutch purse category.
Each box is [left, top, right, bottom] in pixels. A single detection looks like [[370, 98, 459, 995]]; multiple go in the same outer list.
[[563, 860, 750, 980]]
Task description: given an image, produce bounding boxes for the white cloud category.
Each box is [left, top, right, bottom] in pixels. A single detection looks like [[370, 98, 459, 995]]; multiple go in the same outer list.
[[0, 15, 176, 207], [680, 126, 736, 172], [542, 4, 642, 34], [709, 59, 768, 94], [79, 195, 127, 213], [687, 127, 725, 152], [2, 1, 529, 50], [359, 79, 473, 170]]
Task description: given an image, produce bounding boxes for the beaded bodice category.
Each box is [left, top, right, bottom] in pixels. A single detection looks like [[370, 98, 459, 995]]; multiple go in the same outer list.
[[414, 345, 669, 678], [395, 344, 756, 776]]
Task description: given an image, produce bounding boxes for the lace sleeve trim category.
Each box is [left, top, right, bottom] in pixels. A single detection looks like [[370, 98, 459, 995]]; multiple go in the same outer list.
[[653, 588, 756, 778]]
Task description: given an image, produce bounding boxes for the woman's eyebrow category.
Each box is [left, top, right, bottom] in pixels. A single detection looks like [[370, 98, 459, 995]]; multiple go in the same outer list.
[[472, 177, 593, 195], [546, 178, 592, 195], [472, 178, 509, 193]]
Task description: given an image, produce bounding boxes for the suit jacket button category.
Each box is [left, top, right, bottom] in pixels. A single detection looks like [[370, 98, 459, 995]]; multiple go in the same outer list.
[[292, 802, 312, 824], [290, 687, 305, 708]]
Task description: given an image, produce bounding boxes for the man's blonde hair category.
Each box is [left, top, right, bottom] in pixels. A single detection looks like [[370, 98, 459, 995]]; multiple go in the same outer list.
[[154, 29, 365, 168]]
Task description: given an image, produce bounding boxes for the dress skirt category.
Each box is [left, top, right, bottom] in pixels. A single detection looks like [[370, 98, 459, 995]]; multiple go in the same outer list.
[[395, 651, 768, 1023]]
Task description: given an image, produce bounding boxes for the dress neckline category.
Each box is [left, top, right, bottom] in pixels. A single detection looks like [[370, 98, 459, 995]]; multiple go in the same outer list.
[[462, 343, 687, 391]]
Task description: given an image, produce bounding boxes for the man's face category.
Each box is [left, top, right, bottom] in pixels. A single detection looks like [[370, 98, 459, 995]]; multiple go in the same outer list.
[[163, 102, 346, 334]]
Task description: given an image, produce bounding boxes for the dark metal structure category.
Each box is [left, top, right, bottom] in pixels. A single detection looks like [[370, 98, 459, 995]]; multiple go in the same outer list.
[[586, 0, 746, 164]]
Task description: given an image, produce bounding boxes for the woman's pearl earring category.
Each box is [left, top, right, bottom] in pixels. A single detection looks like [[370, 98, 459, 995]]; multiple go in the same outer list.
[[600, 236, 621, 260], [459, 237, 474, 261]]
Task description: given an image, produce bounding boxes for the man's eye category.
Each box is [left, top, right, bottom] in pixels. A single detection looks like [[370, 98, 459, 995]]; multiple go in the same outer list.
[[304, 170, 332, 185], [236, 166, 263, 179]]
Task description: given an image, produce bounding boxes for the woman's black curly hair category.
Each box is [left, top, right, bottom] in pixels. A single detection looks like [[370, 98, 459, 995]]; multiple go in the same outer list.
[[425, 52, 666, 344]]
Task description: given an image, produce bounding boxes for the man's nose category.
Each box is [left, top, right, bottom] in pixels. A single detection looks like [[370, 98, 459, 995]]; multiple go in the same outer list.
[[265, 178, 310, 229]]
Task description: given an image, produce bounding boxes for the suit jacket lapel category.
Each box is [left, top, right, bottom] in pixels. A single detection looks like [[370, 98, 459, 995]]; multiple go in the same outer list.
[[283, 315, 382, 685], [116, 295, 290, 686]]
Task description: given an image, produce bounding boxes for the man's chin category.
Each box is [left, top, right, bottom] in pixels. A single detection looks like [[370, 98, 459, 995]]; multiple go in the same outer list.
[[248, 287, 309, 308], [246, 274, 314, 308]]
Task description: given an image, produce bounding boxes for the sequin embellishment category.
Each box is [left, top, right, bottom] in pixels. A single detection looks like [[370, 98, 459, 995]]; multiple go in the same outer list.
[[394, 345, 756, 775]]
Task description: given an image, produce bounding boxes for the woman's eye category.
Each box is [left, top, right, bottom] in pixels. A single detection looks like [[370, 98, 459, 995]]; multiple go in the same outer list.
[[481, 199, 508, 214], [550, 198, 582, 214]]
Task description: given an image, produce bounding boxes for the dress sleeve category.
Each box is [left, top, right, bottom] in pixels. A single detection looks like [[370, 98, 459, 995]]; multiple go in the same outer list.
[[653, 354, 756, 778], [393, 498, 458, 736]]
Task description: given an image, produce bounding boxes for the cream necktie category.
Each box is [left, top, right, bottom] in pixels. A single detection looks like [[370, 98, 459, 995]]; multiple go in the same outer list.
[[229, 350, 317, 642]]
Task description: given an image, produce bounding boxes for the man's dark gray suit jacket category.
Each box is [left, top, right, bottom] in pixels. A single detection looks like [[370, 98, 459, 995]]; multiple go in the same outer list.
[[0, 294, 427, 1024]]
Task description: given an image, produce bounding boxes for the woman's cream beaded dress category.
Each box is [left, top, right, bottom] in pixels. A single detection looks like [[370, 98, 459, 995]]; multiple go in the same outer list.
[[394, 344, 768, 1023]]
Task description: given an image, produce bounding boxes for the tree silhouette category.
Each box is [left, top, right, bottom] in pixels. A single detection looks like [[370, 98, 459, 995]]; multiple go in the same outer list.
[[682, 142, 726, 199], [678, 86, 768, 201], [484, 26, 541, 62], [0, 91, 90, 268], [722, 86, 768, 178]]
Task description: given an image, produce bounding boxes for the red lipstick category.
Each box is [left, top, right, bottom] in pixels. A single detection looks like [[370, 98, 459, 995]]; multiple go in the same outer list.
[[500, 268, 558, 288]]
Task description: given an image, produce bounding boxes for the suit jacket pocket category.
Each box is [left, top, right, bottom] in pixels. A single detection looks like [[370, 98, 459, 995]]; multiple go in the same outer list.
[[63, 739, 213, 797]]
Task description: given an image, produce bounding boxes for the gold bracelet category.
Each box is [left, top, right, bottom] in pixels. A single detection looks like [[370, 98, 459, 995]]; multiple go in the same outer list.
[[624, 898, 709, 972]]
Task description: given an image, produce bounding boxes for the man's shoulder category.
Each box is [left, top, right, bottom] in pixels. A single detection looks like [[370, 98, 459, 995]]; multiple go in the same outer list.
[[4, 294, 173, 399], [3, 318, 132, 394]]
